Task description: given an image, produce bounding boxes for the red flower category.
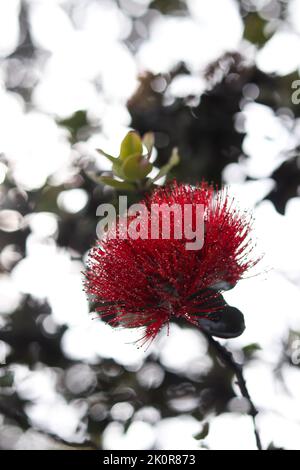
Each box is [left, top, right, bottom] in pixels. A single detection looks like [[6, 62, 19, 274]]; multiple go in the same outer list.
[[84, 181, 258, 345]]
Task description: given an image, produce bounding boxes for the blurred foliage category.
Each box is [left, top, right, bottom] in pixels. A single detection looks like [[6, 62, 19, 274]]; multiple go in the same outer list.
[[58, 111, 89, 144], [1, 0, 300, 451], [193, 422, 209, 442], [243, 13, 270, 47], [149, 0, 188, 14], [242, 343, 262, 361], [58, 110, 101, 144], [266, 155, 300, 214]]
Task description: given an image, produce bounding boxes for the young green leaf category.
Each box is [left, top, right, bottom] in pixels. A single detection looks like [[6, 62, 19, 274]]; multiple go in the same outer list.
[[112, 160, 126, 179], [121, 154, 153, 181], [96, 148, 117, 163], [120, 131, 143, 161], [97, 176, 135, 191], [142, 132, 155, 158]]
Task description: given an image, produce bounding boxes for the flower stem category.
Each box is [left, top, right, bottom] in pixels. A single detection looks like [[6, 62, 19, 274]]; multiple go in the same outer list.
[[203, 331, 262, 451]]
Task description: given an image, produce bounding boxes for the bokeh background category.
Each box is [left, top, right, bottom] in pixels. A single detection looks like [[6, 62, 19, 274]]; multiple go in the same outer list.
[[1, 0, 300, 450]]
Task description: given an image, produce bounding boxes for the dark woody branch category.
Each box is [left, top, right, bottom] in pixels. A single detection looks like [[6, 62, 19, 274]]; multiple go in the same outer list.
[[203, 332, 263, 451]]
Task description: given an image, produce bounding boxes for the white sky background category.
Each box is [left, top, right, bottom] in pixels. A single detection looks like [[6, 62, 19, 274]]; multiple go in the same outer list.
[[1, 0, 300, 450]]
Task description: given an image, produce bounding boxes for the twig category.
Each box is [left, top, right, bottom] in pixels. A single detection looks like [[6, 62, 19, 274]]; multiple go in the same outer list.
[[203, 332, 262, 451]]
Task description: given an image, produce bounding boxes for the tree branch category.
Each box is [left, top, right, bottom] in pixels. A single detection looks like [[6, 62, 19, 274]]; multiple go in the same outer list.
[[203, 332, 262, 451]]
